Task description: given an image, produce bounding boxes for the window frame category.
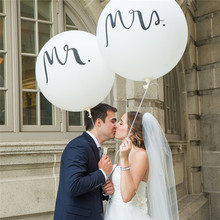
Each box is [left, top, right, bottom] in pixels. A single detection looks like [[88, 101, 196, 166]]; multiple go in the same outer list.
[[18, 0, 61, 132], [0, 0, 99, 136], [0, 0, 13, 132], [67, 111, 85, 132], [63, 1, 96, 132], [164, 68, 182, 140], [63, 1, 96, 34]]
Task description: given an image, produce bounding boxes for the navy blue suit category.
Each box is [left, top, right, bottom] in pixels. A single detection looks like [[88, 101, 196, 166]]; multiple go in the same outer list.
[[54, 132, 106, 220]]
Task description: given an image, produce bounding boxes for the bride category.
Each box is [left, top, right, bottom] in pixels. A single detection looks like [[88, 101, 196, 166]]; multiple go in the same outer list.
[[103, 112, 179, 220]]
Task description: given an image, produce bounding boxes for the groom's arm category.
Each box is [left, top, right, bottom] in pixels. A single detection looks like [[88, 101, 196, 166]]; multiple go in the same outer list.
[[101, 194, 109, 201], [102, 179, 114, 200], [63, 145, 106, 196]]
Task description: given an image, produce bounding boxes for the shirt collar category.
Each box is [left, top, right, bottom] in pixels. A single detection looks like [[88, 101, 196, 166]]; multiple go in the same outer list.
[[86, 131, 101, 148]]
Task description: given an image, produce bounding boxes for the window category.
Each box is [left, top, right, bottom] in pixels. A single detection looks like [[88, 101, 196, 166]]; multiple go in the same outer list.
[[65, 14, 78, 31], [0, 0, 96, 139], [164, 68, 187, 199], [0, 0, 13, 131], [0, 0, 6, 126], [164, 68, 181, 138], [64, 6, 84, 128], [19, 0, 59, 130]]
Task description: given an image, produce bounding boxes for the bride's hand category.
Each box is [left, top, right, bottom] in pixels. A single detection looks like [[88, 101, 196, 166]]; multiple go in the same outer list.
[[119, 138, 132, 161]]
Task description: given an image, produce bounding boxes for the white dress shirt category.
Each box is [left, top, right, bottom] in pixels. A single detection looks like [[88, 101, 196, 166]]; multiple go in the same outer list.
[[86, 131, 107, 181]]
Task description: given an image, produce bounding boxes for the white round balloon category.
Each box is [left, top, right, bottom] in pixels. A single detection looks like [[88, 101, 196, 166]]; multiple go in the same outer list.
[[36, 31, 115, 111], [96, 0, 188, 81]]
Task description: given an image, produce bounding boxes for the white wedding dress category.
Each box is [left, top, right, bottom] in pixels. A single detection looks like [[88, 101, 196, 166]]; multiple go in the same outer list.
[[104, 166, 151, 220], [104, 113, 179, 220]]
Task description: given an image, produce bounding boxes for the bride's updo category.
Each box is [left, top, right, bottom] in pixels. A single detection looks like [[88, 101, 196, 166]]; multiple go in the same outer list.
[[127, 111, 145, 149]]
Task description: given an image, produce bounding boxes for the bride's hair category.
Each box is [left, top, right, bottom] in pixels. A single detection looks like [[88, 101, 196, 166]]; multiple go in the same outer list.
[[127, 111, 145, 149]]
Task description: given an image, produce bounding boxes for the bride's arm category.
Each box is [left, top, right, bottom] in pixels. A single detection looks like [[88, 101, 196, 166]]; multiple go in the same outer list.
[[120, 140, 148, 203]]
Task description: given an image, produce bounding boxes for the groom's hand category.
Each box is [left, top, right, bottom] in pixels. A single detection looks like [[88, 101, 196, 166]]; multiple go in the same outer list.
[[98, 155, 113, 176], [102, 179, 114, 195]]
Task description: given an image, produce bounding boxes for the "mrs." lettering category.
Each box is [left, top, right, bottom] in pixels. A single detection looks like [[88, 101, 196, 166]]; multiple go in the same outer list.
[[105, 10, 165, 47]]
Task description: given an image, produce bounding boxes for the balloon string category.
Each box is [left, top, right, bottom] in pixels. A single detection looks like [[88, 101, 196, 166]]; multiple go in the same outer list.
[[85, 108, 101, 146], [114, 79, 151, 164], [127, 79, 151, 138], [127, 85, 149, 138]]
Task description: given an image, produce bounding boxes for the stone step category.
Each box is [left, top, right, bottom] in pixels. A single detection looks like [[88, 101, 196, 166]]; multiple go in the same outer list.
[[178, 194, 210, 220]]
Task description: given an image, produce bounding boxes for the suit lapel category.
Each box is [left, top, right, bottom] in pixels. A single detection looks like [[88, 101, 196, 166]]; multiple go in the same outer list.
[[82, 132, 100, 162]]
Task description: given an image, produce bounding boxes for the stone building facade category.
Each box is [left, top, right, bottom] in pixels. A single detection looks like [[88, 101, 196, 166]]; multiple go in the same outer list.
[[0, 0, 219, 219]]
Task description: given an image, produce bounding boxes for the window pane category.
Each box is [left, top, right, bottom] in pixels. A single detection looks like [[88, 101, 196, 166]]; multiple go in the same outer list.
[[164, 71, 180, 135], [0, 16, 4, 50], [66, 14, 75, 26], [38, 0, 51, 21], [21, 20, 35, 53], [23, 92, 37, 125], [20, 0, 35, 18], [0, 0, 4, 13], [39, 23, 51, 51], [0, 90, 6, 125], [69, 112, 82, 126], [0, 53, 5, 87], [22, 56, 36, 89], [40, 93, 53, 125], [66, 26, 78, 31]]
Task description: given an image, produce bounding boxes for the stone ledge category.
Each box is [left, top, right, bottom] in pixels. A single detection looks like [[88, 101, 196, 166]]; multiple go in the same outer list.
[[198, 87, 220, 96], [179, 194, 210, 220], [0, 142, 67, 155], [0, 140, 117, 155], [127, 99, 164, 109], [0, 211, 54, 220], [197, 62, 220, 71]]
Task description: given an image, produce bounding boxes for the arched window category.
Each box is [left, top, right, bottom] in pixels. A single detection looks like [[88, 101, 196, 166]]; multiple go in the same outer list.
[[164, 68, 182, 140], [164, 67, 188, 199]]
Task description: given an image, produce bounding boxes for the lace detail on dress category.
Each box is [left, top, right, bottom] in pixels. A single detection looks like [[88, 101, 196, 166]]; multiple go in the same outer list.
[[134, 181, 148, 214]]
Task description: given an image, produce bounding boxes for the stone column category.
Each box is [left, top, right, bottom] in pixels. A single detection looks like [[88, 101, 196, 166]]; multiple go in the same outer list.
[[196, 1, 220, 219], [126, 78, 164, 129], [179, 0, 203, 197]]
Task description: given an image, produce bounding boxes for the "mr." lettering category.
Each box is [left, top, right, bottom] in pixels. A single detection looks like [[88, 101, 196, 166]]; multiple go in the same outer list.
[[43, 45, 86, 83]]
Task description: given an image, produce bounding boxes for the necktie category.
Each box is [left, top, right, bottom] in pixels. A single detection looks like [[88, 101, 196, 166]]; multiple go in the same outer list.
[[98, 147, 103, 158]]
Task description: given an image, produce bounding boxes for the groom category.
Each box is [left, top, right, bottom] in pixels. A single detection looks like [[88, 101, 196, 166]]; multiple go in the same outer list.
[[54, 103, 117, 220]]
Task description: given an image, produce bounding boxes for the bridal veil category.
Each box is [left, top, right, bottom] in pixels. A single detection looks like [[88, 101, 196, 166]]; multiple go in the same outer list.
[[142, 113, 179, 220]]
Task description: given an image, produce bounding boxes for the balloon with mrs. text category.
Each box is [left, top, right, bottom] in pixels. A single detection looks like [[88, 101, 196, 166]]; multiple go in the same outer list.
[[96, 0, 188, 81], [36, 31, 115, 111]]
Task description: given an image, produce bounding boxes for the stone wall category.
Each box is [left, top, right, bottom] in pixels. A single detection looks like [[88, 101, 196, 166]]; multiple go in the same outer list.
[[196, 0, 220, 219], [0, 141, 116, 219], [0, 142, 64, 219]]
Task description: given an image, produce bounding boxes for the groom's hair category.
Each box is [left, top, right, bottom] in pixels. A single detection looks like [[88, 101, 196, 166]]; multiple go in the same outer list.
[[84, 103, 117, 131]]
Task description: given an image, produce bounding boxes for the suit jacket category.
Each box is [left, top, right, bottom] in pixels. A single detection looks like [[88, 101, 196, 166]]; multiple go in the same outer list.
[[54, 132, 106, 220]]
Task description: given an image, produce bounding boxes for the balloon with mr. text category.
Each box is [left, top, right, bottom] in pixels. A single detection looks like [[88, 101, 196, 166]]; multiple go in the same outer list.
[[36, 31, 115, 112], [96, 0, 188, 81]]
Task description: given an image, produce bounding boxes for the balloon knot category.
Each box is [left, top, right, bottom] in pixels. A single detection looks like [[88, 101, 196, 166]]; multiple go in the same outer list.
[[85, 108, 92, 118], [143, 78, 151, 90]]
